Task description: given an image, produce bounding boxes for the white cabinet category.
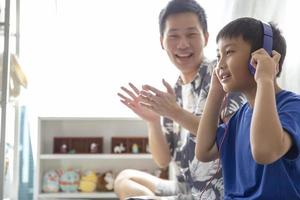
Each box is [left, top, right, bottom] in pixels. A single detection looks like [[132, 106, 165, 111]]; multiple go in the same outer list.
[[35, 117, 158, 199]]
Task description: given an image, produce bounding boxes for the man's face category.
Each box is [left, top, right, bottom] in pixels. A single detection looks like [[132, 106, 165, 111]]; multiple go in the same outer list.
[[216, 36, 255, 92], [161, 12, 208, 76]]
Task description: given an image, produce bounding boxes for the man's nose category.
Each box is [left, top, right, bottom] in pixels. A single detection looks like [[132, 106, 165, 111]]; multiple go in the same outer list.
[[177, 37, 190, 49]]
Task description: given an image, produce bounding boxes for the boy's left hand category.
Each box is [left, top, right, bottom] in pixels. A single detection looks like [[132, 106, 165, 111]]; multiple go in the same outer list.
[[250, 49, 281, 83]]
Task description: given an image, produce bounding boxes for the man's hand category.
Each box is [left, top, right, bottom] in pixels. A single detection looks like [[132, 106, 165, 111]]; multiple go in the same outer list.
[[139, 79, 181, 120], [118, 83, 160, 123]]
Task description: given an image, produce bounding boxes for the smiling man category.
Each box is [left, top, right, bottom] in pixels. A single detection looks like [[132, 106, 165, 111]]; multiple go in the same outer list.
[[114, 0, 245, 199]]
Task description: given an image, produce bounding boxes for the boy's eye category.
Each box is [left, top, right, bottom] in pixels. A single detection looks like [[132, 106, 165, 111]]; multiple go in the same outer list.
[[216, 54, 221, 61], [226, 50, 234, 55]]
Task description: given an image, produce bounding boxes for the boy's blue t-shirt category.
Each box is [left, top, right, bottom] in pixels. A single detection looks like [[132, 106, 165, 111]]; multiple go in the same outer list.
[[216, 90, 300, 200]]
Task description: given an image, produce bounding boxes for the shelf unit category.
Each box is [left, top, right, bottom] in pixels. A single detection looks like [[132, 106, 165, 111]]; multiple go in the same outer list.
[[36, 117, 158, 199]]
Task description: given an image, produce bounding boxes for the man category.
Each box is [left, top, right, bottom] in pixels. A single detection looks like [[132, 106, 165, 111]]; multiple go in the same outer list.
[[114, 0, 244, 199]]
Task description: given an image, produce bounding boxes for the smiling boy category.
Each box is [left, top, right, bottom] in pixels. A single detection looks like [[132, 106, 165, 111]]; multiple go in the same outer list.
[[196, 17, 300, 199]]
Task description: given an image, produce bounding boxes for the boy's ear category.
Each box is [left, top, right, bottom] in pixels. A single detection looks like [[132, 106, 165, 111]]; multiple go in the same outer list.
[[160, 36, 165, 50]]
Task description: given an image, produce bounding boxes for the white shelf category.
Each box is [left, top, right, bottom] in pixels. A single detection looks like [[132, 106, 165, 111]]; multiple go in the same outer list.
[[40, 153, 152, 160], [38, 192, 116, 199], [35, 117, 159, 200]]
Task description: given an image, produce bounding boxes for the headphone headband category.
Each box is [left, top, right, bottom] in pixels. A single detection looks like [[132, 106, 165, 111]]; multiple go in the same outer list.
[[248, 21, 273, 75], [261, 21, 273, 55]]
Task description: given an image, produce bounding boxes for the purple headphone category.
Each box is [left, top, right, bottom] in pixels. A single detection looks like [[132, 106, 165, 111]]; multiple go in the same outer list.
[[248, 21, 273, 75]]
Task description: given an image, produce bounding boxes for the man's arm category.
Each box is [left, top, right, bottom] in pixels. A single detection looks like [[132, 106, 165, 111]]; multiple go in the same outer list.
[[118, 83, 171, 168], [250, 49, 292, 164], [147, 120, 171, 168]]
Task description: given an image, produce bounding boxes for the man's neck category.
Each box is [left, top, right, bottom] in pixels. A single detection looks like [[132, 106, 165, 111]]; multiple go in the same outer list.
[[180, 67, 200, 84]]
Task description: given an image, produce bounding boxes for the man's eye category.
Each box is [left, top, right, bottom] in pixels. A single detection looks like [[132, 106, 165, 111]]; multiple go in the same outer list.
[[188, 33, 198, 37], [168, 35, 178, 38]]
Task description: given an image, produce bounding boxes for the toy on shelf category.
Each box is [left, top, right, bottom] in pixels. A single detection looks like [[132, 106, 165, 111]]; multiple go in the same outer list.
[[131, 143, 139, 153], [146, 144, 151, 153], [97, 171, 114, 191], [60, 144, 68, 153], [113, 143, 126, 153], [90, 142, 99, 153], [111, 137, 149, 153], [79, 170, 98, 192], [59, 169, 80, 193], [42, 170, 60, 193]]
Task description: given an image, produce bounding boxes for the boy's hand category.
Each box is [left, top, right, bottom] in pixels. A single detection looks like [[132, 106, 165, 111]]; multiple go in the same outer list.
[[212, 67, 227, 98], [118, 83, 160, 122], [250, 49, 281, 83], [139, 79, 181, 119]]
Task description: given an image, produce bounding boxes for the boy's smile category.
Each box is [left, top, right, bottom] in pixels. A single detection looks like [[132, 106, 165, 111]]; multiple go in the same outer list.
[[219, 71, 232, 83]]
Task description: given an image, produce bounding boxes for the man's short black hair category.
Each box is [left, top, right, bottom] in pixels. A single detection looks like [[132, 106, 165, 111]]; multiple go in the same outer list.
[[216, 17, 286, 77], [159, 0, 207, 37]]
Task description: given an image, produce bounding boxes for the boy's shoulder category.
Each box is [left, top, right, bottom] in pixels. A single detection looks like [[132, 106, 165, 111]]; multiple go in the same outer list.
[[276, 90, 300, 106]]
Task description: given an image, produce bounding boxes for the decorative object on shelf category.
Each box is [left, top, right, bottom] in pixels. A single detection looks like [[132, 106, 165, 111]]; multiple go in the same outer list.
[[90, 142, 99, 153], [60, 144, 68, 153], [53, 137, 103, 154], [131, 143, 139, 153], [79, 170, 98, 192], [146, 144, 150, 153], [59, 169, 80, 192], [111, 137, 148, 153], [97, 171, 114, 191], [68, 149, 76, 154], [113, 143, 126, 153], [42, 170, 60, 193]]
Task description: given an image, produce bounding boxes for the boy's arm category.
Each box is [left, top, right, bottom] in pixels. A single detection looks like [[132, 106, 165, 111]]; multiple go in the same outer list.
[[250, 50, 292, 164], [196, 69, 226, 162]]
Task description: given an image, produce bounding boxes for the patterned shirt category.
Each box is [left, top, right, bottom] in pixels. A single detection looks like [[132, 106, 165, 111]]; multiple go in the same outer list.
[[162, 58, 246, 200]]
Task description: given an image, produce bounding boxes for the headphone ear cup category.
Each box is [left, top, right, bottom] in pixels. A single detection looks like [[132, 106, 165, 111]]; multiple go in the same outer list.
[[248, 62, 255, 75]]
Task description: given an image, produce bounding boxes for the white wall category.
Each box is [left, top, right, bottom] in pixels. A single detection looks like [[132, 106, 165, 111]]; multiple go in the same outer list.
[[19, 0, 299, 118]]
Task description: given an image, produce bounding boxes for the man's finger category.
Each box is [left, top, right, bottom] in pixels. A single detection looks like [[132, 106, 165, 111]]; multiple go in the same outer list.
[[142, 84, 163, 96], [139, 92, 159, 105], [121, 86, 137, 99], [118, 93, 132, 103], [129, 82, 140, 95], [162, 79, 175, 95]]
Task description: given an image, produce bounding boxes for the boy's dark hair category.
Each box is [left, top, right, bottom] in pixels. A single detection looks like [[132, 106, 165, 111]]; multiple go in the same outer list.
[[159, 0, 207, 37], [216, 17, 286, 77]]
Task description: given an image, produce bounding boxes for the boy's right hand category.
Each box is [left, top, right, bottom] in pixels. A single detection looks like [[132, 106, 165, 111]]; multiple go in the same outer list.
[[118, 83, 160, 123], [211, 68, 227, 98]]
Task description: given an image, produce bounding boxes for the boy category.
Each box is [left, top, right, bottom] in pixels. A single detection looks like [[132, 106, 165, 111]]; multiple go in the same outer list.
[[196, 17, 300, 199], [114, 0, 245, 199]]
